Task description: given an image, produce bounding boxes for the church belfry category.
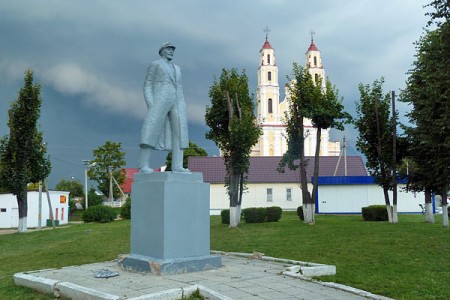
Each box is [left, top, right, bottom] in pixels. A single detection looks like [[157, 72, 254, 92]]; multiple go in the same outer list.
[[252, 27, 284, 156], [305, 30, 325, 89]]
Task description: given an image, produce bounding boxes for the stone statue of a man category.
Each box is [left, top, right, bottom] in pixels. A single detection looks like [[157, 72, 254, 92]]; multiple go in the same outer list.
[[139, 42, 190, 173]]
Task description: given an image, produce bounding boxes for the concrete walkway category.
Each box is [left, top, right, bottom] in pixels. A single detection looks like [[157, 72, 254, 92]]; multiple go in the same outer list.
[[14, 252, 393, 300]]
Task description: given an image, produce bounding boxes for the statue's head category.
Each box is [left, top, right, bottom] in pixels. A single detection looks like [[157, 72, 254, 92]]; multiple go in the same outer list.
[[159, 42, 176, 60]]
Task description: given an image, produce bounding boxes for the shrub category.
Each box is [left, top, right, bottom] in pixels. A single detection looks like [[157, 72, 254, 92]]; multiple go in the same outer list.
[[120, 197, 131, 219], [243, 207, 267, 223], [297, 206, 304, 221], [266, 206, 282, 222], [362, 205, 388, 221], [220, 209, 230, 225], [82, 205, 116, 223]]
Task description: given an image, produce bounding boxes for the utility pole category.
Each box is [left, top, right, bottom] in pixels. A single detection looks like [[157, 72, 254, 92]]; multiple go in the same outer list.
[[392, 91, 398, 222], [82, 160, 96, 209], [108, 166, 114, 206]]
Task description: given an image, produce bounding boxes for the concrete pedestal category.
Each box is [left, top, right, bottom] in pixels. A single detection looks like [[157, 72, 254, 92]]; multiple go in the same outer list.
[[119, 172, 221, 275]]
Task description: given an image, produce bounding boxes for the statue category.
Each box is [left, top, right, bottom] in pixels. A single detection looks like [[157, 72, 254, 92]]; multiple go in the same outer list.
[[139, 42, 190, 173]]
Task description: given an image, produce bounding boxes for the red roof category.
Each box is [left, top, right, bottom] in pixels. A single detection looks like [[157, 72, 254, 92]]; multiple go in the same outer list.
[[120, 167, 163, 193], [188, 156, 367, 183], [307, 42, 319, 52], [121, 168, 139, 193], [261, 38, 273, 50]]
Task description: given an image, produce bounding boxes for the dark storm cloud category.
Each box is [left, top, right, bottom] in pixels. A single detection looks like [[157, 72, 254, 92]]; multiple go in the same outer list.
[[0, 0, 429, 187]]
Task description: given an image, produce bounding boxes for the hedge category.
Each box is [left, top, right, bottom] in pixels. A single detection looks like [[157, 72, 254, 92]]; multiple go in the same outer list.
[[82, 205, 117, 223], [362, 205, 388, 221], [243, 207, 267, 223], [266, 206, 282, 222]]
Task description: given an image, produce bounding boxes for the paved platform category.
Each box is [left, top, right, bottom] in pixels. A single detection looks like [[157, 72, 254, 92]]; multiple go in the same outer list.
[[14, 252, 392, 300]]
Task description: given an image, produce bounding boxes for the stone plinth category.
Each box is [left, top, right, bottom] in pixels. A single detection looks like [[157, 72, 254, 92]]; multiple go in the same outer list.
[[119, 172, 221, 275]]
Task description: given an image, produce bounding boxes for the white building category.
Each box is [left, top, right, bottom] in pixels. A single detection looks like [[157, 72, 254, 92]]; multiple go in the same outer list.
[[189, 157, 427, 215], [0, 190, 70, 228]]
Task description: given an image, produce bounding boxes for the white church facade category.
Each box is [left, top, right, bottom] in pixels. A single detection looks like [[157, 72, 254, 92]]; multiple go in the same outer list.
[[251, 34, 340, 157]]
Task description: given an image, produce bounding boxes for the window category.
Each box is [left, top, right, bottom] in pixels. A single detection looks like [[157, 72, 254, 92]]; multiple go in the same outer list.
[[267, 188, 273, 202], [0, 208, 6, 212], [268, 98, 273, 113], [268, 71, 272, 81], [267, 54, 271, 64], [315, 73, 319, 83], [314, 56, 317, 66], [286, 188, 292, 201]]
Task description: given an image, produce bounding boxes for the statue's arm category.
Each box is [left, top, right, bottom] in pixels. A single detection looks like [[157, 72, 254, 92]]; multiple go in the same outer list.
[[143, 63, 157, 107]]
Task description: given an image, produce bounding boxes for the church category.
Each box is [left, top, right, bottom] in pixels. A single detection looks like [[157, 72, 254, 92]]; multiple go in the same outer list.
[[250, 32, 341, 157]]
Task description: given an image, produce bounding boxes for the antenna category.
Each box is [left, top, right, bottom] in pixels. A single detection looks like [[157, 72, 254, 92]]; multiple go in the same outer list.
[[263, 26, 271, 40], [309, 29, 315, 43]]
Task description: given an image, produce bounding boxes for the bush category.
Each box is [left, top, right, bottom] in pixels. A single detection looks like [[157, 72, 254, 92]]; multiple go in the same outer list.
[[82, 205, 116, 223], [362, 205, 388, 221], [266, 206, 282, 222], [220, 209, 230, 225], [120, 197, 131, 219], [297, 206, 304, 221], [243, 207, 267, 223]]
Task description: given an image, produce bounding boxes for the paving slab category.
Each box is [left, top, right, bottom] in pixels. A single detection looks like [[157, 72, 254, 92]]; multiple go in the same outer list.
[[14, 252, 393, 300]]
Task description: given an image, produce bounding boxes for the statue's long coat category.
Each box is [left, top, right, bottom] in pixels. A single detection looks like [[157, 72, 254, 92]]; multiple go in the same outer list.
[[140, 58, 189, 150]]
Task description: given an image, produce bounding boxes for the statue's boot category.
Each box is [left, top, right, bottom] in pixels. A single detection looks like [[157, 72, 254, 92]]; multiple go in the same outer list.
[[139, 147, 153, 173], [172, 148, 191, 173]]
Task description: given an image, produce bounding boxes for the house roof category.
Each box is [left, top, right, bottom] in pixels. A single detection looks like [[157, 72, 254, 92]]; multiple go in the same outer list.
[[188, 156, 367, 183], [121, 168, 139, 193]]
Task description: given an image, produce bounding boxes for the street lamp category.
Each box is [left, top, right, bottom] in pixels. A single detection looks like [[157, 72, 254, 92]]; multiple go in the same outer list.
[[82, 160, 96, 210]]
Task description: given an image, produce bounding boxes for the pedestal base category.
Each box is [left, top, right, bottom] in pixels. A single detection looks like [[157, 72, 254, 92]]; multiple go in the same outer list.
[[118, 254, 222, 275], [122, 172, 221, 275]]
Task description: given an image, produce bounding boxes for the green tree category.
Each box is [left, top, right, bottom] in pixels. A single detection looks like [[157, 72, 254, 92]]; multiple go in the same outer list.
[[87, 141, 126, 198], [400, 0, 450, 227], [86, 187, 104, 207], [55, 178, 84, 198], [278, 63, 350, 224], [205, 68, 261, 227], [354, 78, 396, 223], [0, 70, 51, 232], [165, 141, 207, 171]]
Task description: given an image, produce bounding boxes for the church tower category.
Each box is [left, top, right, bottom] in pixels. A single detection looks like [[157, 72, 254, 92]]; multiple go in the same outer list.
[[305, 31, 326, 89], [251, 29, 286, 156], [251, 30, 340, 157]]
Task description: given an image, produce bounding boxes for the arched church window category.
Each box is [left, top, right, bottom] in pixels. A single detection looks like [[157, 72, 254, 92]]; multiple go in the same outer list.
[[314, 56, 317, 66], [268, 71, 272, 81], [315, 73, 319, 83], [267, 54, 271, 64], [268, 98, 273, 114]]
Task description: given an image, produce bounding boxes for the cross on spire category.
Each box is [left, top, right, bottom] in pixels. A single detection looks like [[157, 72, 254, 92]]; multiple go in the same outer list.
[[263, 26, 271, 40], [309, 29, 316, 43]]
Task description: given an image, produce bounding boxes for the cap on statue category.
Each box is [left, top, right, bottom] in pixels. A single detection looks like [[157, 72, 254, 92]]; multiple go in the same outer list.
[[159, 42, 176, 55]]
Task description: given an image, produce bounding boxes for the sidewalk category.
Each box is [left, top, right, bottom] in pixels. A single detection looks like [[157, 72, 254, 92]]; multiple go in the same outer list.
[[14, 252, 393, 300]]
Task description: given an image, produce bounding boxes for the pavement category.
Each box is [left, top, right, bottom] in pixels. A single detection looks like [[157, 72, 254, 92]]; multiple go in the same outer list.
[[14, 251, 393, 300]]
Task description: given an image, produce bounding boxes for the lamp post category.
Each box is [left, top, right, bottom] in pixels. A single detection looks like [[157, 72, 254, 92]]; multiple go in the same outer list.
[[82, 160, 96, 209]]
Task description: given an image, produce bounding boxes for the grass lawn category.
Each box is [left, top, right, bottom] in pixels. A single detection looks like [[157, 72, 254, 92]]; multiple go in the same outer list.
[[0, 213, 448, 299]]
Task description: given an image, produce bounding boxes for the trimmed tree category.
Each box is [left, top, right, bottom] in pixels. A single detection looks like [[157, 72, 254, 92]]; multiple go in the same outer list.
[[87, 141, 126, 198], [165, 141, 207, 171], [205, 68, 261, 227], [278, 63, 350, 224], [354, 78, 396, 223], [400, 0, 450, 227], [0, 70, 51, 232]]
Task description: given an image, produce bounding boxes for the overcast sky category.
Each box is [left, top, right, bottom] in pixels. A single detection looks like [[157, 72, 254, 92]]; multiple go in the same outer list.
[[0, 0, 431, 188]]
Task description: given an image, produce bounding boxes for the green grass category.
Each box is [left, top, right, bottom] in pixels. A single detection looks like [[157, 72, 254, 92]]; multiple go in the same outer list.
[[211, 213, 450, 300], [0, 213, 449, 299]]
